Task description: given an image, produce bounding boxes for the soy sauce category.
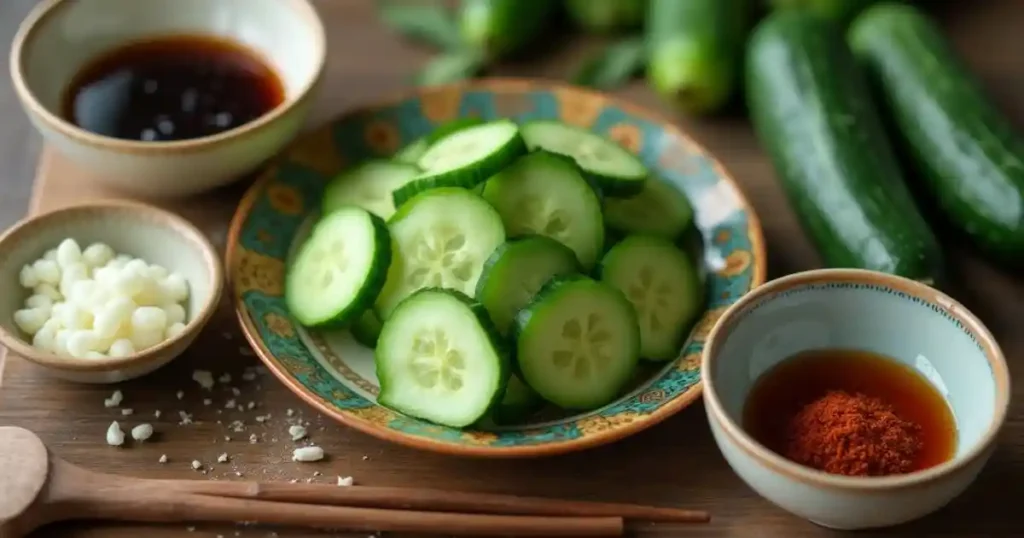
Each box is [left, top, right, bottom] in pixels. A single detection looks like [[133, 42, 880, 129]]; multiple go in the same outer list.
[[63, 35, 284, 142]]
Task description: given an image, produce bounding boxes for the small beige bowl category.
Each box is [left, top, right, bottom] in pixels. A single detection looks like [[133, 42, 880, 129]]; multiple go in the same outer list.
[[0, 201, 223, 383], [9, 0, 326, 198]]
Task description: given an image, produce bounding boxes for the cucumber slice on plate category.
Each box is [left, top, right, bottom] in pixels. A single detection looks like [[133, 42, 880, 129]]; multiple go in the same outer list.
[[392, 120, 527, 207], [598, 235, 703, 361], [322, 161, 421, 220], [375, 187, 506, 318], [514, 275, 640, 410], [481, 151, 605, 269], [491, 374, 544, 425], [286, 207, 392, 328], [350, 310, 383, 348], [475, 235, 582, 336], [376, 288, 508, 428], [604, 175, 695, 240], [520, 120, 648, 196], [394, 117, 486, 165]]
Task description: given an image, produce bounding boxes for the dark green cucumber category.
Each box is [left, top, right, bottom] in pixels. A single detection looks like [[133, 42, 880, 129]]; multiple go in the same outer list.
[[458, 0, 555, 60], [850, 4, 1024, 262], [604, 175, 694, 240], [746, 11, 944, 283], [645, 0, 753, 114], [769, 0, 880, 25], [565, 0, 647, 33], [350, 310, 383, 348], [490, 374, 544, 425], [475, 235, 583, 336]]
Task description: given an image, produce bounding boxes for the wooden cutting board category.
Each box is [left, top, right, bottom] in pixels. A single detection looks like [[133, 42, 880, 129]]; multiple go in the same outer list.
[[2, 2, 1023, 537]]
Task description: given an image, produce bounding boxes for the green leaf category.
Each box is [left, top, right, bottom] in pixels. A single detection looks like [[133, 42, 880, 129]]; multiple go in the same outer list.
[[572, 37, 646, 90], [378, 1, 464, 51], [415, 49, 487, 86]]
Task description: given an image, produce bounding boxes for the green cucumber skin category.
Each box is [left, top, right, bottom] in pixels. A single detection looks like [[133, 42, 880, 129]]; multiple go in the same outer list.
[[350, 310, 383, 348], [392, 123, 528, 209], [565, 0, 647, 33], [376, 287, 511, 427], [850, 4, 1024, 262], [746, 11, 944, 282], [645, 0, 754, 114], [490, 374, 544, 425], [769, 0, 880, 25], [458, 0, 554, 59], [286, 211, 393, 329]]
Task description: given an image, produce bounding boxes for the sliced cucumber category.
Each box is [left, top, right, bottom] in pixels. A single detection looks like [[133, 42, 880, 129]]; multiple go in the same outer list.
[[286, 207, 391, 328], [394, 118, 486, 165], [376, 288, 508, 428], [322, 161, 421, 220], [491, 374, 544, 425], [520, 120, 648, 196], [605, 175, 695, 240], [395, 139, 430, 165], [375, 187, 506, 318], [598, 235, 703, 361], [481, 151, 605, 269], [514, 275, 640, 410], [393, 120, 527, 207], [475, 236, 582, 336], [350, 310, 383, 348]]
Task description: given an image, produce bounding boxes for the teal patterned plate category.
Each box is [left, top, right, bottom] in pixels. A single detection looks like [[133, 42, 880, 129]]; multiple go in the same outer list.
[[226, 79, 767, 457]]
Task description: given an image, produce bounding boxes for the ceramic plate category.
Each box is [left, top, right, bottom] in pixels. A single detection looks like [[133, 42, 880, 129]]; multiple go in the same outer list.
[[226, 79, 767, 457]]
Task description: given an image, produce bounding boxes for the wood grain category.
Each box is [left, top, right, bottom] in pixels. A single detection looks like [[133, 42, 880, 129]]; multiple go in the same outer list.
[[0, 1, 1023, 537]]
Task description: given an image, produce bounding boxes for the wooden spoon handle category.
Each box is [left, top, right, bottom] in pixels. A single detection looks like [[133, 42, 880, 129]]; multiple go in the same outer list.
[[166, 480, 709, 523], [85, 493, 623, 537]]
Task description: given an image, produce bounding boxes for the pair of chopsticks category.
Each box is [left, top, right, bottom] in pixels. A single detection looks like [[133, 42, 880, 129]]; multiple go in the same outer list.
[[164, 480, 710, 536]]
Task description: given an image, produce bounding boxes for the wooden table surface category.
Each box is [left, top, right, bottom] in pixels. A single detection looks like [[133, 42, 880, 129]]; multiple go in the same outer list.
[[2, 1, 1023, 537]]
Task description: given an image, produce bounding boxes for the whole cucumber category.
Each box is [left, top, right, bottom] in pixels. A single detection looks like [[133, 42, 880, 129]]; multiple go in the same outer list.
[[458, 0, 555, 60], [645, 0, 753, 115], [564, 0, 647, 33], [850, 4, 1024, 262], [768, 0, 881, 25], [746, 11, 944, 282]]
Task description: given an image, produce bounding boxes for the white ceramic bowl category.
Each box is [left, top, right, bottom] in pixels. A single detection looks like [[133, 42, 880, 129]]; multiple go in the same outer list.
[[702, 269, 1010, 530], [0, 201, 223, 384], [9, 0, 325, 198]]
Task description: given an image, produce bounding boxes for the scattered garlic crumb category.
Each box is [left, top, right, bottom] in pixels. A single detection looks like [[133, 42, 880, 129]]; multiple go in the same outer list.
[[103, 390, 123, 408], [288, 425, 307, 441], [224, 436, 232, 442], [158, 454, 168, 463], [292, 446, 324, 462], [131, 423, 154, 442], [218, 373, 232, 384], [231, 387, 241, 396], [225, 399, 237, 409], [191, 460, 203, 470], [313, 471, 321, 477], [217, 453, 229, 463], [106, 421, 125, 446], [121, 408, 133, 416], [255, 415, 269, 423], [286, 409, 294, 417], [289, 478, 299, 484], [154, 410, 162, 418], [192, 370, 214, 390], [337, 476, 354, 487], [203, 398, 212, 406], [242, 371, 257, 382], [176, 390, 184, 400], [362, 455, 369, 461], [178, 411, 193, 425], [247, 401, 255, 410], [186, 526, 195, 532], [249, 433, 258, 444]]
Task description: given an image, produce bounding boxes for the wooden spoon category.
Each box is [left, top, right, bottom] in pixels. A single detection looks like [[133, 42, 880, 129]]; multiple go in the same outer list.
[[0, 427, 622, 537]]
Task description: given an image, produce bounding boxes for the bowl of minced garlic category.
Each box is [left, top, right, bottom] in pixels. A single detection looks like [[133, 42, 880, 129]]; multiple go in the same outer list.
[[0, 201, 222, 383], [701, 268, 1010, 531]]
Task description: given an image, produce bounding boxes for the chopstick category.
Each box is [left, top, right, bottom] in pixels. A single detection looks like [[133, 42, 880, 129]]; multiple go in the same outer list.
[[106, 492, 624, 536], [167, 480, 710, 524]]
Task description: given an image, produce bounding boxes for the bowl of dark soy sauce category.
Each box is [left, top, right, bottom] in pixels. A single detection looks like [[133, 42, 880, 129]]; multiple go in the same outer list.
[[10, 0, 326, 198]]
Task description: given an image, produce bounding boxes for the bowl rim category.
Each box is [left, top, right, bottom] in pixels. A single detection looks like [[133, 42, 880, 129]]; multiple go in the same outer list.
[[701, 268, 1011, 489], [0, 200, 224, 372], [8, 0, 326, 155], [225, 77, 769, 457]]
